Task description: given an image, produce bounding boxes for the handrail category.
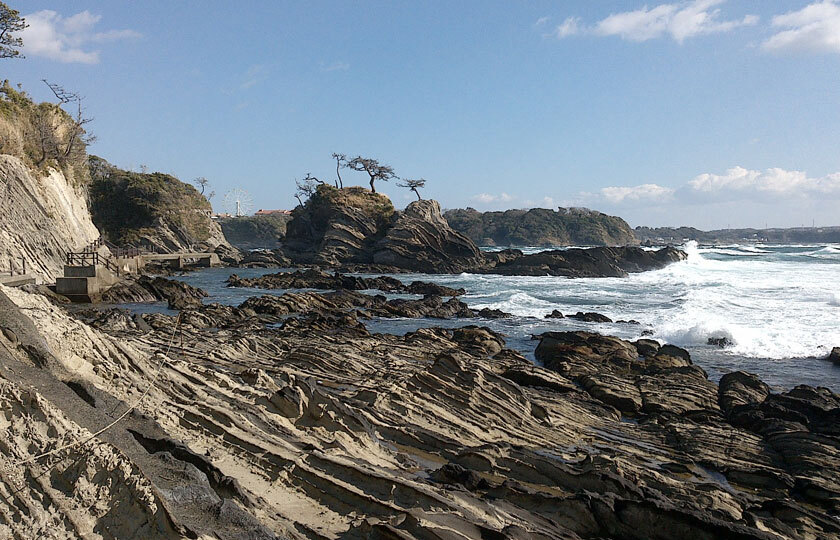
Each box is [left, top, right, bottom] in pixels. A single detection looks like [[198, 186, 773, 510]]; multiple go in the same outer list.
[[66, 252, 119, 274]]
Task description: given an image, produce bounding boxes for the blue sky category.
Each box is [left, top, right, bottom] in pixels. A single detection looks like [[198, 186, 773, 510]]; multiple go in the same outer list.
[[4, 0, 840, 228]]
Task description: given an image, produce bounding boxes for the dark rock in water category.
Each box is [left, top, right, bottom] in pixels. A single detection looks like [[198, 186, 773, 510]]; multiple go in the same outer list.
[[615, 319, 640, 325], [405, 281, 465, 297], [239, 249, 291, 268], [568, 311, 613, 323], [708, 336, 733, 348], [544, 309, 564, 319], [479, 246, 687, 278], [641, 329, 655, 336], [826, 347, 840, 366], [473, 307, 512, 319], [373, 199, 485, 273], [227, 268, 403, 292], [238, 290, 475, 321], [101, 275, 208, 310]]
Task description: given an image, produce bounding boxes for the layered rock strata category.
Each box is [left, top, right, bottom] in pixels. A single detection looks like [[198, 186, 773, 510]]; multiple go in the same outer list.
[[1, 285, 837, 538]]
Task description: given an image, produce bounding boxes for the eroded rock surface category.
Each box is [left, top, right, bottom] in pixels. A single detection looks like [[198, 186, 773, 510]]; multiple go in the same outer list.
[[1, 286, 837, 539]]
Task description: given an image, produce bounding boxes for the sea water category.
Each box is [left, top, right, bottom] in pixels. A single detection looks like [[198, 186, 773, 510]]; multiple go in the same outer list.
[[153, 242, 840, 391]]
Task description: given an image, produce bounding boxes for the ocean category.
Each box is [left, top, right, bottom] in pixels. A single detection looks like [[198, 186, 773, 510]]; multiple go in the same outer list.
[[137, 242, 840, 392]]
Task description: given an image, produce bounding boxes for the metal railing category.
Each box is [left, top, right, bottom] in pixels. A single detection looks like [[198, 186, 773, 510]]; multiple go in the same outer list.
[[66, 251, 119, 274]]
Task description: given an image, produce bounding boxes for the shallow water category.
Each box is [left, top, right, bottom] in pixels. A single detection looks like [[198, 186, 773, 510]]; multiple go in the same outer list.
[[137, 242, 840, 392]]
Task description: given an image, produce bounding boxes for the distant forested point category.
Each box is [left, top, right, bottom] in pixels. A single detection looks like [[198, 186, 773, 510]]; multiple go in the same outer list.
[[635, 226, 840, 245], [443, 207, 638, 247]]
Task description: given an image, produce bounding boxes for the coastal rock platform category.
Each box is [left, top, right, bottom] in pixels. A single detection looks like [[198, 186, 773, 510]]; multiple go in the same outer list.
[[1, 284, 837, 539]]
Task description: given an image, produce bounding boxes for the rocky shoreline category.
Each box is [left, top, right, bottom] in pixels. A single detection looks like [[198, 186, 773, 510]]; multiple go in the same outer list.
[[1, 278, 838, 539]]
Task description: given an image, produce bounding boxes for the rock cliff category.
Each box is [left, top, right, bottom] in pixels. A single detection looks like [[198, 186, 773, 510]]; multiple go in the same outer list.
[[283, 185, 395, 265], [0, 155, 100, 281]]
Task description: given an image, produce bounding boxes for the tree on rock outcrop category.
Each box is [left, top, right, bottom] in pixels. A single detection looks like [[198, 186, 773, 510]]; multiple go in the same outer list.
[[345, 156, 397, 193], [398, 178, 426, 201], [0, 2, 26, 59], [331, 152, 347, 188], [41, 79, 96, 164], [194, 176, 209, 196], [294, 174, 321, 206]]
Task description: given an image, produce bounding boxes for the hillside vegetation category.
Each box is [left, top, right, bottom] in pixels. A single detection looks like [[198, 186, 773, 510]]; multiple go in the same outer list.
[[88, 156, 221, 251], [444, 207, 638, 247], [0, 80, 90, 185]]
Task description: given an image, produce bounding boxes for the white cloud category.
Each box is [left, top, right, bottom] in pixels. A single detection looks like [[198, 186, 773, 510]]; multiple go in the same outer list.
[[555, 17, 581, 38], [21, 10, 140, 64], [472, 192, 513, 204], [600, 183, 676, 204], [688, 166, 840, 197], [762, 1, 840, 54], [554, 0, 757, 44], [534, 16, 550, 27]]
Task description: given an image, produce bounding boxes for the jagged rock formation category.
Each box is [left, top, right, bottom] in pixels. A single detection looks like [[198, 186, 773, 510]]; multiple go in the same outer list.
[[88, 156, 232, 254], [481, 245, 687, 277], [0, 155, 100, 281], [283, 187, 482, 273], [2, 283, 838, 539], [445, 206, 639, 246], [283, 185, 395, 266], [372, 199, 485, 273]]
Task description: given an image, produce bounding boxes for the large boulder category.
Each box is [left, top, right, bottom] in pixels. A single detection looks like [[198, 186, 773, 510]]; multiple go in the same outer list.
[[373, 199, 485, 273]]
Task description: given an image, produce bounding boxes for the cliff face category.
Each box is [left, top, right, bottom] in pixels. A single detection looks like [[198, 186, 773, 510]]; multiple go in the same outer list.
[[373, 200, 484, 273], [444, 207, 638, 247], [0, 155, 100, 281], [283, 185, 395, 265], [88, 157, 231, 253]]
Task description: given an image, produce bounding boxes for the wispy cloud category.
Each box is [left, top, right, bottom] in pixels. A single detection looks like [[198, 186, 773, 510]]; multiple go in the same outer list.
[[472, 192, 513, 204], [320, 61, 350, 72], [240, 64, 268, 89], [21, 10, 140, 64], [762, 1, 840, 54], [549, 0, 757, 44]]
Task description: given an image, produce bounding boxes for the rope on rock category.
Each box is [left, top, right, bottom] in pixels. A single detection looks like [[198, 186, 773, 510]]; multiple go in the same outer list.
[[6, 312, 183, 469]]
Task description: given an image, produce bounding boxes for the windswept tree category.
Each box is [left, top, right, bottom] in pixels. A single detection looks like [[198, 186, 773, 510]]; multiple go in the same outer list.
[[293, 174, 319, 206], [398, 178, 426, 201], [0, 2, 26, 59], [345, 156, 396, 193], [194, 176, 209, 195], [42, 79, 96, 163], [331, 152, 347, 188]]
